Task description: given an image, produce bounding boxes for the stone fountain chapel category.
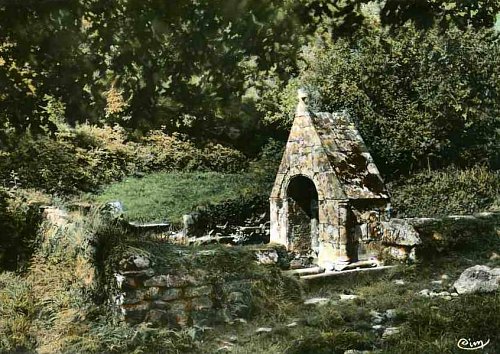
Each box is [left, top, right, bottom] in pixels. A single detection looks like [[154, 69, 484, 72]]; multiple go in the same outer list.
[[270, 90, 405, 270]]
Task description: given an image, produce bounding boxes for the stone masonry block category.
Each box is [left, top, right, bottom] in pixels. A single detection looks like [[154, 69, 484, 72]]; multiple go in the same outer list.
[[184, 285, 213, 299], [161, 287, 183, 301], [189, 296, 213, 311], [144, 274, 192, 288], [166, 301, 188, 327]]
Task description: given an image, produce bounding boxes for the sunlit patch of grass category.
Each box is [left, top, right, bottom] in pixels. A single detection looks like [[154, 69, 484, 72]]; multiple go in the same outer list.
[[93, 171, 264, 223]]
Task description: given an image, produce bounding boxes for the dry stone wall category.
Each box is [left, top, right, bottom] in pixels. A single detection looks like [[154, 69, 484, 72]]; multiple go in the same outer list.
[[112, 247, 285, 327]]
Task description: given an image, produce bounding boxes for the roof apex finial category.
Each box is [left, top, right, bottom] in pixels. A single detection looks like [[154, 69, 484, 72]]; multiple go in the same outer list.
[[296, 88, 309, 116]]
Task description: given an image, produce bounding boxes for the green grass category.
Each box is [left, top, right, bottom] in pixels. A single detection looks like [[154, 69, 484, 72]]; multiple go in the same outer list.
[[94, 171, 265, 223], [197, 223, 500, 354], [2, 198, 500, 353]]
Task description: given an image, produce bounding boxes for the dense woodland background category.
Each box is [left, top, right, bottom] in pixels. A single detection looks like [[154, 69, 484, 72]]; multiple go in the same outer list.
[[1, 0, 499, 179], [1, 0, 499, 268], [1, 1, 500, 353], [0, 1, 499, 228]]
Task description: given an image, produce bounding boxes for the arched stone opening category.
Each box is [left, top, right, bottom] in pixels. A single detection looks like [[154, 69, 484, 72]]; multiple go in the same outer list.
[[286, 175, 319, 255]]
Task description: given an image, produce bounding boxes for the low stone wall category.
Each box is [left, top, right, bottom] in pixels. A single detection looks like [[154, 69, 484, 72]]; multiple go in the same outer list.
[[112, 246, 286, 327], [407, 212, 500, 254]]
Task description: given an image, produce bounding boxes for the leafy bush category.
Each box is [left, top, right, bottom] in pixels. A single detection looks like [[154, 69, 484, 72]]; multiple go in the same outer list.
[[0, 187, 50, 270], [277, 24, 500, 178], [0, 128, 135, 194], [73, 124, 140, 183], [390, 166, 500, 217], [201, 142, 248, 173], [138, 130, 247, 173], [0, 125, 249, 195], [413, 215, 500, 258]]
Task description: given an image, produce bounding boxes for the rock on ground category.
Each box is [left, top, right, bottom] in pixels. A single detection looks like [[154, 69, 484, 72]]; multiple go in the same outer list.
[[255, 327, 273, 334], [382, 327, 400, 338], [453, 265, 500, 295], [304, 297, 330, 305]]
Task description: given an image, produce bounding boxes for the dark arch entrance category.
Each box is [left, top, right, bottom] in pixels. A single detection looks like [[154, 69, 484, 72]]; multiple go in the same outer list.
[[286, 175, 319, 256]]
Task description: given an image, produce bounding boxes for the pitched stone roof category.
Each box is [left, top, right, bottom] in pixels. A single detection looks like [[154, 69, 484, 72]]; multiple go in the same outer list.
[[310, 111, 389, 200]]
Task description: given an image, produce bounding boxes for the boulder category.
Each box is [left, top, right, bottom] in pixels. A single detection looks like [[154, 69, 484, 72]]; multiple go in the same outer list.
[[339, 294, 358, 301], [133, 255, 151, 269], [102, 201, 124, 218], [254, 249, 279, 265], [381, 219, 421, 247], [453, 265, 500, 295], [118, 255, 153, 272]]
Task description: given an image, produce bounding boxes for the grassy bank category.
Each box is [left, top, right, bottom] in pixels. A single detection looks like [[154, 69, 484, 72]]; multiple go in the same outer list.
[[94, 171, 267, 223]]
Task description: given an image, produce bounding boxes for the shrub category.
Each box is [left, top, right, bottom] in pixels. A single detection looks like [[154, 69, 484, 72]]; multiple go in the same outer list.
[[73, 124, 139, 183], [201, 142, 248, 173], [0, 128, 135, 195], [390, 166, 500, 218], [139, 130, 247, 173], [1, 125, 249, 195], [0, 187, 50, 271], [278, 24, 500, 178], [413, 215, 500, 258], [138, 131, 204, 172]]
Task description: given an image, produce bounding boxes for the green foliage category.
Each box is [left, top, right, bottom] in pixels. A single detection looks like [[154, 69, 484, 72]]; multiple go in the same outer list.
[[0, 208, 199, 353], [285, 330, 373, 354], [6, 0, 496, 146], [1, 125, 248, 194], [0, 272, 36, 353], [413, 215, 500, 258], [295, 1, 500, 39], [0, 128, 135, 194], [0, 188, 50, 270], [248, 138, 286, 183], [390, 166, 500, 217], [0, 0, 309, 140], [284, 24, 500, 177], [139, 130, 247, 173], [61, 320, 198, 354]]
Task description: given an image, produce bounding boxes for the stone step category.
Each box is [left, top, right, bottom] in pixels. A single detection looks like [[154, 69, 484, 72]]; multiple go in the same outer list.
[[299, 265, 396, 282], [284, 266, 325, 276]]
